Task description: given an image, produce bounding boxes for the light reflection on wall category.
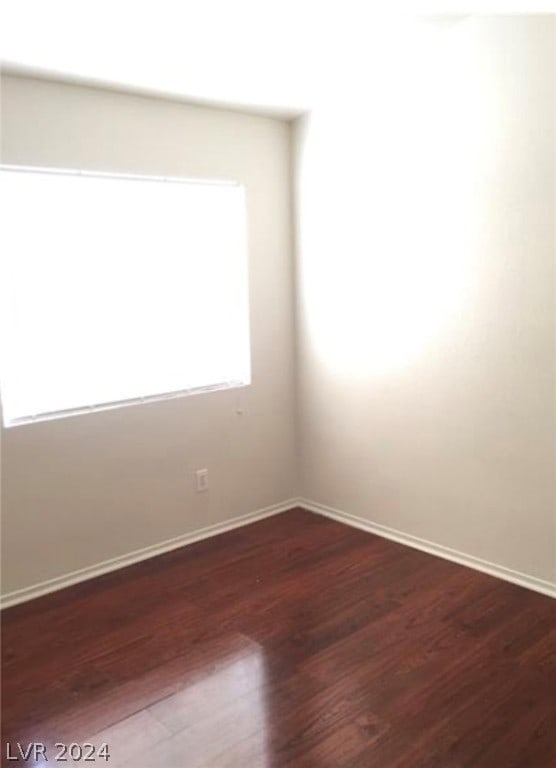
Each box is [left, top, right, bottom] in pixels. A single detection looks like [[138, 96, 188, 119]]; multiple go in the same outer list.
[[296, 18, 499, 380]]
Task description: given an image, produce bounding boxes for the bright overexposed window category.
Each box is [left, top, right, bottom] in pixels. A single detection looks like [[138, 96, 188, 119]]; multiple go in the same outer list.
[[0, 166, 251, 426]]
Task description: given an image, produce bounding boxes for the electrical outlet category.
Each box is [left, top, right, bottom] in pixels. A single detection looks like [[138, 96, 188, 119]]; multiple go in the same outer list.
[[196, 469, 209, 492]]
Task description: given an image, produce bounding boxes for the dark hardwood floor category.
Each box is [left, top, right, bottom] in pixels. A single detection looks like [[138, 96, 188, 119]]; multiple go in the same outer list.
[[2, 508, 555, 767]]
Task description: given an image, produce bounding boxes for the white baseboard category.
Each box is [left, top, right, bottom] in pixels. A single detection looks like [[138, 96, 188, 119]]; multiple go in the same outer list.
[[300, 498, 556, 600], [0, 498, 299, 609], [3, 496, 554, 608]]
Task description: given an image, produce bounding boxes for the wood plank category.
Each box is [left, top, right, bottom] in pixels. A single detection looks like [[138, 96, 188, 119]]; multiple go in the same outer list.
[[2, 507, 555, 766]]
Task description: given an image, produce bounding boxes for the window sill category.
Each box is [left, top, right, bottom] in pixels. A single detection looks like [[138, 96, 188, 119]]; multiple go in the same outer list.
[[3, 380, 250, 428]]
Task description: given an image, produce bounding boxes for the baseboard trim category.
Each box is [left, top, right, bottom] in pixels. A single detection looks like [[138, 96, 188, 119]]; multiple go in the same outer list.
[[4, 497, 554, 608], [0, 498, 299, 609], [300, 498, 556, 599]]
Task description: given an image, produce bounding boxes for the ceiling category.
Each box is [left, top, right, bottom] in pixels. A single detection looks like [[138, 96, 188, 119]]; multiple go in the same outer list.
[[2, 0, 318, 117], [0, 1, 511, 118]]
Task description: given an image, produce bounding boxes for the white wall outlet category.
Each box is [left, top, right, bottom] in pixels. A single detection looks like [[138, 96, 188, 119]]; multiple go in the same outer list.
[[196, 469, 209, 492]]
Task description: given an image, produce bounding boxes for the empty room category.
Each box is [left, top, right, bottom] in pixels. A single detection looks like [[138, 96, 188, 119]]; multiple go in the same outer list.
[[1, 3, 555, 767]]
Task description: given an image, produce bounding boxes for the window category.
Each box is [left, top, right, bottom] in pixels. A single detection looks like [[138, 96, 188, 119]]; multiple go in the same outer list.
[[0, 166, 250, 426]]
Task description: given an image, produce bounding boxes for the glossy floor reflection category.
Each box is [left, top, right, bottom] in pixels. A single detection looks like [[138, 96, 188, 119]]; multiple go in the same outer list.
[[3, 509, 556, 767], [88, 643, 269, 767]]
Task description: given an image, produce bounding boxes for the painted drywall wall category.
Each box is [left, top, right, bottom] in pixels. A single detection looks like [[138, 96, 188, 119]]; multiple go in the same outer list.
[[294, 15, 556, 584], [0, 75, 297, 595]]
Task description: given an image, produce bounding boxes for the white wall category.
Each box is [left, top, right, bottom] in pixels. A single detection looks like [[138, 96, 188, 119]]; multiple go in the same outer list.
[[2, 15, 555, 600], [294, 16, 556, 585], [0, 75, 297, 595]]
